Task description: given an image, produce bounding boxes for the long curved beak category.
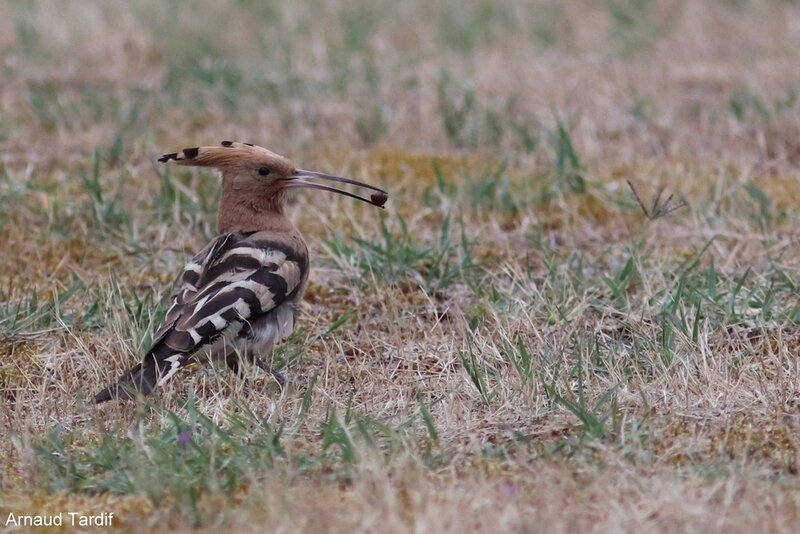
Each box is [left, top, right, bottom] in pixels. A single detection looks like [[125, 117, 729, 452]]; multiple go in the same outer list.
[[285, 169, 388, 209]]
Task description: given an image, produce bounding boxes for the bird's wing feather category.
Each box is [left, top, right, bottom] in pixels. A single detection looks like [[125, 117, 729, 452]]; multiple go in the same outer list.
[[94, 231, 306, 402], [151, 233, 234, 346], [151, 231, 306, 381]]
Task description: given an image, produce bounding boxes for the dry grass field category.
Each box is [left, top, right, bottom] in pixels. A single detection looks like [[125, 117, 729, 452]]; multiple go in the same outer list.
[[1, 1, 799, 532]]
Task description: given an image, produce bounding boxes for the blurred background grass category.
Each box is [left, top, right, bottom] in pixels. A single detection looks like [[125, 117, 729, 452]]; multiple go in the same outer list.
[[1, 0, 797, 159], [2, 1, 800, 531]]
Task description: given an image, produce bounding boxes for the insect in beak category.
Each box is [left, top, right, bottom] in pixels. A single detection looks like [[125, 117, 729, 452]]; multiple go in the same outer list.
[[285, 170, 388, 208]]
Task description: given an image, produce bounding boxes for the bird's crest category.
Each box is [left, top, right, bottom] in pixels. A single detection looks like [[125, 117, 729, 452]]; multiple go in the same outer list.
[[158, 141, 291, 170]]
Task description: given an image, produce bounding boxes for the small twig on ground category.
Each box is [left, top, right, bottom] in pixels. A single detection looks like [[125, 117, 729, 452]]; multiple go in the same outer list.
[[627, 180, 688, 221]]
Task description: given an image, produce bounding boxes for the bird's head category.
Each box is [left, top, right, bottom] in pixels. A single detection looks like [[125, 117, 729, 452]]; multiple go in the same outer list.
[[158, 141, 388, 212]]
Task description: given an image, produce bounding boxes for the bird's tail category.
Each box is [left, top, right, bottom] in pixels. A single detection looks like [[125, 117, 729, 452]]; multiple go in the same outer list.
[[94, 356, 162, 403]]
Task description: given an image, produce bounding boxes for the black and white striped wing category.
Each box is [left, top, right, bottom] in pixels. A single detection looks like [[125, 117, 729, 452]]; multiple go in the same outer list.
[[152, 231, 306, 384], [93, 231, 306, 402], [151, 232, 235, 348]]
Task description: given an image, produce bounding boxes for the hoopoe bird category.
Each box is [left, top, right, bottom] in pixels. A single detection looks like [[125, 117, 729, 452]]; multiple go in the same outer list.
[[94, 141, 387, 403]]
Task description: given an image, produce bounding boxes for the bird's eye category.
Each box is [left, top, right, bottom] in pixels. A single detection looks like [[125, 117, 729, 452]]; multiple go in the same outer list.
[[258, 166, 270, 176]]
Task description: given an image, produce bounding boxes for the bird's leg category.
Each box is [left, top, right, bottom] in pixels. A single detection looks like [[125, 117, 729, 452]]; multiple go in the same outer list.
[[224, 351, 243, 376], [254, 356, 286, 386], [224, 350, 285, 385]]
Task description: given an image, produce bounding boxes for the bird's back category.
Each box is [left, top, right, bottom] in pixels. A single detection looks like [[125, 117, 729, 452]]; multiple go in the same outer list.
[[94, 228, 308, 402]]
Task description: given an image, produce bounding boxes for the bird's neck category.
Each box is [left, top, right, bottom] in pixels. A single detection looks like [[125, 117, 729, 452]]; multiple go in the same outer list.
[[217, 179, 294, 234]]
